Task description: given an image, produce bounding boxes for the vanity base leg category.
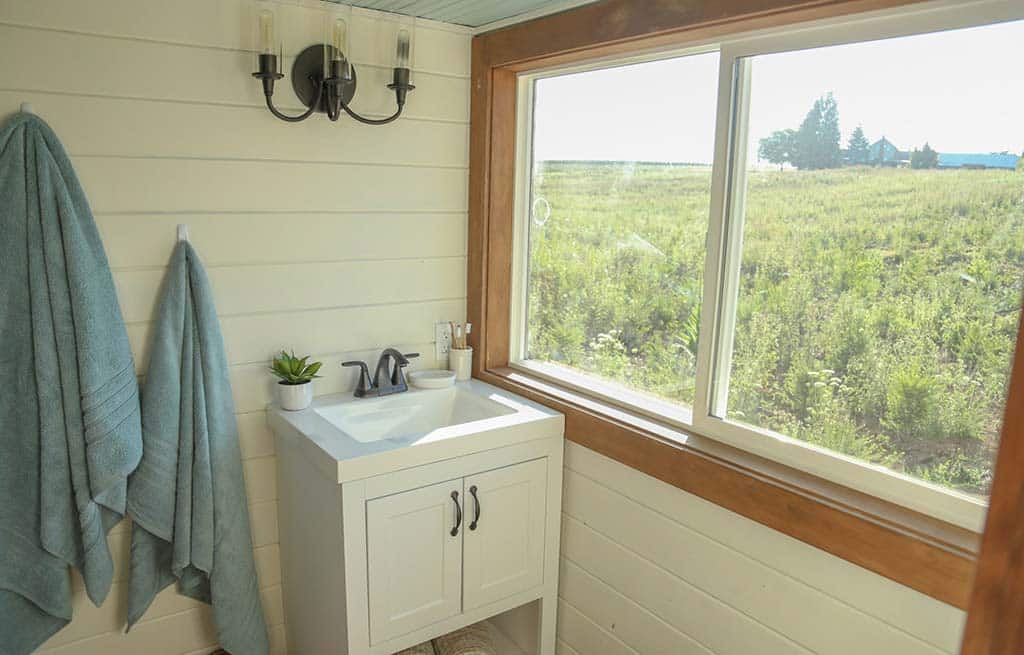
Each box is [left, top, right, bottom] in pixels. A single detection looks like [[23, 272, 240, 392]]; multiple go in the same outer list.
[[536, 595, 557, 655]]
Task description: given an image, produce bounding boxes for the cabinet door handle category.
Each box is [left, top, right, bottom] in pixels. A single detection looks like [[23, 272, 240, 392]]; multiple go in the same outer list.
[[450, 491, 462, 537], [469, 485, 481, 531]]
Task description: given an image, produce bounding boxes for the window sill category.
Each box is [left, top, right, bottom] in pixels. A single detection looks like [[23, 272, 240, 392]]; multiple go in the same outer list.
[[477, 365, 979, 609], [510, 359, 696, 424], [513, 360, 986, 533]]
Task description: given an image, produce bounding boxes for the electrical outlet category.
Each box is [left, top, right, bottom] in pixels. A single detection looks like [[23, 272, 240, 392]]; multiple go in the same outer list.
[[435, 321, 452, 361]]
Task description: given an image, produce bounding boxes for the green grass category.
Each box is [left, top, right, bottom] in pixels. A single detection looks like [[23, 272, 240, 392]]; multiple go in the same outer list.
[[527, 162, 1024, 496]]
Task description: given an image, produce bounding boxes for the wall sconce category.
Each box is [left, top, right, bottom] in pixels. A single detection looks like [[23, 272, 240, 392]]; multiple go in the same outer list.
[[251, 7, 415, 125]]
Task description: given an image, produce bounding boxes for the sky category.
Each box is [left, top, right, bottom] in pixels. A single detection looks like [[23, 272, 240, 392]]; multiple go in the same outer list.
[[532, 18, 1024, 164]]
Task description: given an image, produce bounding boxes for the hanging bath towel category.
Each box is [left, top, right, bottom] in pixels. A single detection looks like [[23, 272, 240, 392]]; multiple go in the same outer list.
[[127, 240, 268, 655], [0, 113, 143, 654]]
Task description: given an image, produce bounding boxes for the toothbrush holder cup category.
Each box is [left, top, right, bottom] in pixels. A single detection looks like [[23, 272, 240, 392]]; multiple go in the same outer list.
[[449, 347, 473, 381]]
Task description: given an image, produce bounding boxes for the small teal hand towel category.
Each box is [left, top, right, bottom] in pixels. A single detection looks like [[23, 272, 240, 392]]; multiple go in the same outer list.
[[0, 113, 143, 654], [127, 241, 269, 655]]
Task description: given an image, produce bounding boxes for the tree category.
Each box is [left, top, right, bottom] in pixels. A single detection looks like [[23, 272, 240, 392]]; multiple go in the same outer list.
[[759, 129, 797, 169], [792, 100, 822, 169], [793, 93, 842, 170], [847, 125, 870, 165], [820, 93, 842, 168], [910, 142, 939, 169]]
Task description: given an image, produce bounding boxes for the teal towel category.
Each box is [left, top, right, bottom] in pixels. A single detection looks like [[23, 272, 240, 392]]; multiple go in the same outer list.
[[127, 241, 268, 655], [0, 113, 143, 654]]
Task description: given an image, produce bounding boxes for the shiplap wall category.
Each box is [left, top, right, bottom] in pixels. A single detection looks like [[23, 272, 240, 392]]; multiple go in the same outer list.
[[555, 442, 967, 655], [0, 0, 471, 653]]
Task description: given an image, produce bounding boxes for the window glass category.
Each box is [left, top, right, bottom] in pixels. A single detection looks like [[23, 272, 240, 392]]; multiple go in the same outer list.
[[525, 52, 720, 409], [723, 21, 1024, 497]]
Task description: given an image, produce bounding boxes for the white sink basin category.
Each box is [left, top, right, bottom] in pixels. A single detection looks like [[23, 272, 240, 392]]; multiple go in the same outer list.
[[313, 386, 516, 443], [269, 380, 564, 482]]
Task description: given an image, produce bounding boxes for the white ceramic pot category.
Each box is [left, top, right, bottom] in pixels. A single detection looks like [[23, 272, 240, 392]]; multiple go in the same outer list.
[[449, 347, 473, 381], [278, 381, 313, 411]]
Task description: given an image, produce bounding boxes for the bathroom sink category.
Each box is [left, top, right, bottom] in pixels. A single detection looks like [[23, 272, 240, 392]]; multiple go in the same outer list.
[[313, 386, 516, 443], [268, 379, 563, 482]]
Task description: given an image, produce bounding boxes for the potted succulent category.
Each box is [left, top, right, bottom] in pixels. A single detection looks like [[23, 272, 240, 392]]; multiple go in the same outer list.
[[270, 350, 322, 411]]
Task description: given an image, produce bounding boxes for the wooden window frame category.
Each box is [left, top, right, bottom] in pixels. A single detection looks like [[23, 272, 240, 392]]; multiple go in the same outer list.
[[468, 0, 1022, 609], [961, 311, 1024, 651]]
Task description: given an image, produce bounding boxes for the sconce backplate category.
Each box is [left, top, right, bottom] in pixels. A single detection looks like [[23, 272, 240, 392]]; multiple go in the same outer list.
[[292, 44, 357, 113]]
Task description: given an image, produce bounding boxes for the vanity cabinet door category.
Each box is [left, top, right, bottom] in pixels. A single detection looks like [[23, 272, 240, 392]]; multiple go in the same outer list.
[[366, 478, 465, 644], [462, 458, 548, 611]]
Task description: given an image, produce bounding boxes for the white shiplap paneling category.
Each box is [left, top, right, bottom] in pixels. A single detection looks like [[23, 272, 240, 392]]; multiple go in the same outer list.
[[0, 1, 471, 653], [558, 442, 967, 655]]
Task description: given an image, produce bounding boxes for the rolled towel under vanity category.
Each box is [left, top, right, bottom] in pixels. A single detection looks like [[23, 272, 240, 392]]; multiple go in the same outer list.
[[432, 622, 496, 655], [394, 641, 436, 655]]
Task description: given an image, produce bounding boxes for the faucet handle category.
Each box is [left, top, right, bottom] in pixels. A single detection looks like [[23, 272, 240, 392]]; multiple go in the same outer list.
[[390, 352, 419, 386], [342, 360, 373, 397]]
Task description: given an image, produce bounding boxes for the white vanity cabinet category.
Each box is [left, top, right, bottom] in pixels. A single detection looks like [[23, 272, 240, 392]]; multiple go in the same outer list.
[[271, 382, 564, 655]]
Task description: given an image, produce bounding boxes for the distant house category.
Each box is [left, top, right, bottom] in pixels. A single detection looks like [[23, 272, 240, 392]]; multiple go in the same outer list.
[[868, 138, 909, 166], [937, 152, 1020, 170], [858, 139, 1019, 170]]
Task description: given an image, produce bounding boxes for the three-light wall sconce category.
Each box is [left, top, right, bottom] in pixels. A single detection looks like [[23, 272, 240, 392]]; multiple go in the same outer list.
[[251, 3, 415, 125]]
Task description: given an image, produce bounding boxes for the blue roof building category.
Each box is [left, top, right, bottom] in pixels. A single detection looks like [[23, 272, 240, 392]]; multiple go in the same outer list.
[[937, 152, 1020, 170]]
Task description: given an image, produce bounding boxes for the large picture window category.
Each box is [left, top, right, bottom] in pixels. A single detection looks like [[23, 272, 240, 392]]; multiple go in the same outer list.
[[513, 4, 1024, 530]]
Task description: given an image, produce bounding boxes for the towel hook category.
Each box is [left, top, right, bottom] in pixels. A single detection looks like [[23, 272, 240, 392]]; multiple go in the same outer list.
[[20, 102, 34, 115], [177, 224, 189, 243]]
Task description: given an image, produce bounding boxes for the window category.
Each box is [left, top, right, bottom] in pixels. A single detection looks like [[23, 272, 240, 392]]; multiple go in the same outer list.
[[513, 3, 1024, 530], [519, 51, 720, 415]]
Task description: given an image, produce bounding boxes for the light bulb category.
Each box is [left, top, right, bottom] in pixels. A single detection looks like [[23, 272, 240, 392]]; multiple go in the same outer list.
[[395, 29, 411, 69], [258, 9, 276, 55], [332, 18, 347, 61]]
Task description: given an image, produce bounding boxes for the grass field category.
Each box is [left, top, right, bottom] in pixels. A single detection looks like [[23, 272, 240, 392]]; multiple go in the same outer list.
[[526, 161, 1024, 496]]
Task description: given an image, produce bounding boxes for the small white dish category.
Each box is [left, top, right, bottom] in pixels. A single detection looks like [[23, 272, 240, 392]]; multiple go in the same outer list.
[[408, 369, 456, 389]]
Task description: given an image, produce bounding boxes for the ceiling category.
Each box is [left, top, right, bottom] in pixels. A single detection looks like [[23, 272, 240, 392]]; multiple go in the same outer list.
[[328, 0, 601, 29]]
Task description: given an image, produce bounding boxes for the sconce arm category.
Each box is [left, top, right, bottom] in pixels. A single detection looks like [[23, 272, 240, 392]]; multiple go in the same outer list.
[[336, 97, 405, 126], [265, 78, 324, 123]]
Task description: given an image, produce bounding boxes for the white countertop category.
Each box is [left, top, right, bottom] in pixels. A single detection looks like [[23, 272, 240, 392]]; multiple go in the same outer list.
[[268, 379, 564, 483]]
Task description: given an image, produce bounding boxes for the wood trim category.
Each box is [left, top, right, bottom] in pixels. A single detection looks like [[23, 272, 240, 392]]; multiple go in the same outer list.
[[477, 0, 929, 70], [467, 0, 980, 609], [961, 309, 1024, 652], [467, 37, 492, 378], [483, 68, 517, 371]]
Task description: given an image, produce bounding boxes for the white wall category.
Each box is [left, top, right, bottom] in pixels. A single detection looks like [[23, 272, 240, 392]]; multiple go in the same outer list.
[[556, 442, 967, 655], [0, 0, 471, 653]]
